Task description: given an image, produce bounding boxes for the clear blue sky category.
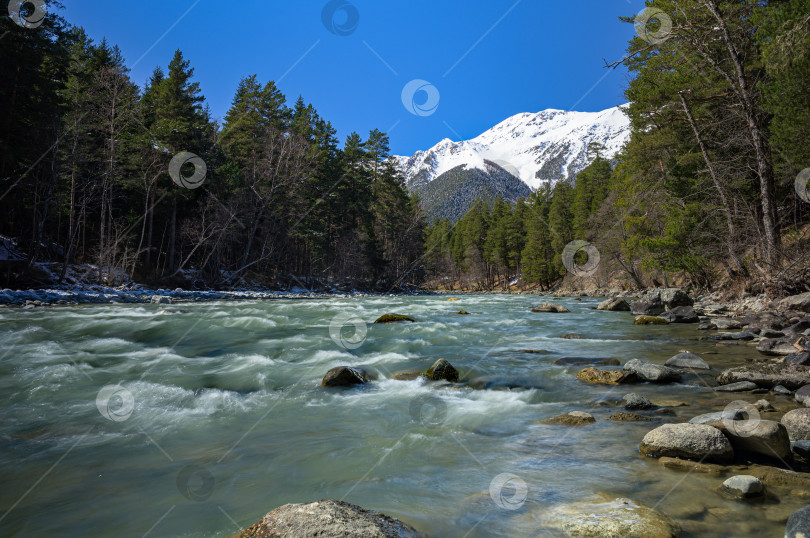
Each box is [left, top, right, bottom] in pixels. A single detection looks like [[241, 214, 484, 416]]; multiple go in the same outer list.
[[61, 0, 646, 156]]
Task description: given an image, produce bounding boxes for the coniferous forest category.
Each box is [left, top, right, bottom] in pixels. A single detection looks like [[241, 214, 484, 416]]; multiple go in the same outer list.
[[1, 0, 424, 290], [2, 0, 810, 294]]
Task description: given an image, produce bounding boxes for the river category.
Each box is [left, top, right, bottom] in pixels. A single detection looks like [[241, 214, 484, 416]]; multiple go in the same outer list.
[[0, 294, 801, 536]]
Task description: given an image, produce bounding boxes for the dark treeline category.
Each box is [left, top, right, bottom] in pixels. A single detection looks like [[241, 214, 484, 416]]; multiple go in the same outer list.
[[425, 0, 810, 294], [0, 1, 424, 290]]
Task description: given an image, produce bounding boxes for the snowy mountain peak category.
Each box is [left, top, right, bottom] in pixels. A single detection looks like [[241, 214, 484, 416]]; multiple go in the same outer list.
[[395, 104, 631, 191]]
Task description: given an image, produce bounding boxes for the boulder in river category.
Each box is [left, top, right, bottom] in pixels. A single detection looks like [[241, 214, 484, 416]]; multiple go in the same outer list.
[[797, 385, 810, 406], [660, 306, 699, 324], [540, 411, 595, 426], [150, 295, 172, 304], [539, 497, 680, 538], [640, 423, 734, 463], [237, 499, 422, 538], [322, 366, 369, 387], [531, 302, 570, 313], [623, 359, 681, 383], [715, 381, 758, 392], [665, 351, 710, 370], [576, 367, 637, 385], [712, 419, 792, 461], [717, 362, 810, 390], [425, 359, 459, 382], [634, 315, 669, 325], [456, 310, 471, 315], [374, 314, 416, 324], [688, 409, 747, 425], [782, 408, 810, 441], [786, 505, 810, 538], [597, 298, 631, 311], [718, 475, 765, 501], [622, 393, 655, 410]]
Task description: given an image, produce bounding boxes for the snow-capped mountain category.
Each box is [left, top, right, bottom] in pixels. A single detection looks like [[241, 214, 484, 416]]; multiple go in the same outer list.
[[395, 105, 631, 192]]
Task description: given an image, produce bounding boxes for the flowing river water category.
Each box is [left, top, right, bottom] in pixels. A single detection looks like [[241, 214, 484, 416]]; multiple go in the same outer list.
[[0, 294, 805, 536]]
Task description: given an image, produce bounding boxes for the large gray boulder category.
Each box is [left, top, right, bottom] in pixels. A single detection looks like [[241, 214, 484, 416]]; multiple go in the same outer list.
[[665, 351, 710, 370], [716, 362, 810, 390], [237, 500, 422, 538], [782, 292, 810, 313], [640, 423, 734, 463], [712, 419, 792, 461], [757, 336, 807, 356], [782, 408, 810, 441], [660, 306, 699, 324], [624, 359, 681, 383], [659, 288, 694, 308], [744, 311, 788, 331]]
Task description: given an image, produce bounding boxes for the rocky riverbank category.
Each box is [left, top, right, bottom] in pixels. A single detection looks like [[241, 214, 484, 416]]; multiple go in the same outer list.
[[290, 288, 810, 536]]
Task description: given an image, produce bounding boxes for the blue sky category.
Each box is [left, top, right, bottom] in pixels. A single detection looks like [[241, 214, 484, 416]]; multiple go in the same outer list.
[[61, 0, 646, 156]]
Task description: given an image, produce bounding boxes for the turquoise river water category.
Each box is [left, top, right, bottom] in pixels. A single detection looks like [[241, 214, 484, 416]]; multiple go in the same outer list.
[[0, 294, 805, 536]]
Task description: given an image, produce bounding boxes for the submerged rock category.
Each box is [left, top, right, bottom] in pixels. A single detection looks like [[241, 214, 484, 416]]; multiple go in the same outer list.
[[623, 359, 681, 383], [237, 499, 422, 538], [374, 314, 416, 324], [561, 333, 582, 339], [576, 367, 637, 385], [658, 456, 728, 475], [639, 423, 734, 463], [322, 366, 369, 387], [718, 475, 765, 500], [539, 497, 680, 538], [389, 370, 424, 381], [665, 351, 710, 370], [610, 412, 656, 422], [531, 302, 570, 313], [456, 310, 471, 315], [540, 411, 595, 426], [555, 357, 620, 367], [425, 359, 459, 382]]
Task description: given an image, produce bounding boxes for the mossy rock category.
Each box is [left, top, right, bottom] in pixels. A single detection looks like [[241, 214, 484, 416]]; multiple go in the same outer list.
[[374, 313, 416, 324], [576, 367, 638, 385], [634, 315, 670, 325], [457, 310, 471, 315], [610, 412, 656, 422], [445, 298, 460, 301], [426, 359, 459, 382], [541, 411, 595, 426]]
